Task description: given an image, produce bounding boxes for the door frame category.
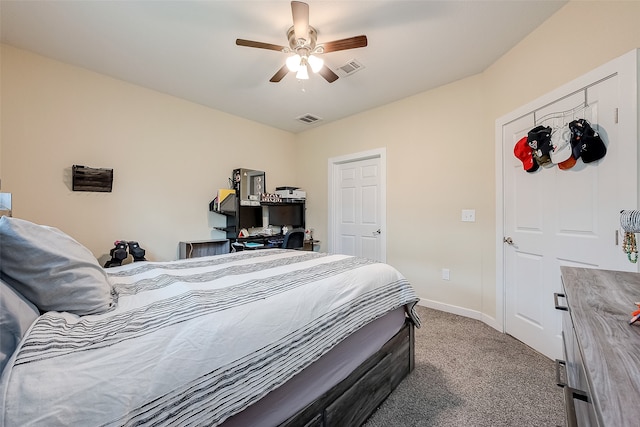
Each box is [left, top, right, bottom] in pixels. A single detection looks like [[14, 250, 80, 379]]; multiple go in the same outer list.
[[495, 49, 639, 332], [327, 148, 387, 261]]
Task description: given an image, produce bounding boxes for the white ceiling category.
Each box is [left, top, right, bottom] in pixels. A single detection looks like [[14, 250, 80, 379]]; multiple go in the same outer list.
[[0, 0, 566, 134]]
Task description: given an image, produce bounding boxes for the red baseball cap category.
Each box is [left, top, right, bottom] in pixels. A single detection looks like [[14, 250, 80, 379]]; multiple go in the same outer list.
[[514, 136, 539, 173]]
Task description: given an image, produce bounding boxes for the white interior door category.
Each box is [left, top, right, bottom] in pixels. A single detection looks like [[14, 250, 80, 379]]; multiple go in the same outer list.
[[328, 149, 386, 262], [502, 72, 637, 360]]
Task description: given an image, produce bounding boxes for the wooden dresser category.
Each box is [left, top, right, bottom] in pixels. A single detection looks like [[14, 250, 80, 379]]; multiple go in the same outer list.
[[557, 267, 640, 426]]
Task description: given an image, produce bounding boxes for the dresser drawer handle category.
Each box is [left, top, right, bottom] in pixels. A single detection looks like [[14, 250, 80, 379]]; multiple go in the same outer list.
[[555, 359, 567, 387], [562, 383, 590, 427], [554, 293, 568, 311], [555, 360, 590, 427]]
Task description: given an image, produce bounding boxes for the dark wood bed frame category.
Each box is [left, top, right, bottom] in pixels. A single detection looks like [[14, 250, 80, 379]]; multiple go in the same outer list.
[[279, 319, 415, 427]]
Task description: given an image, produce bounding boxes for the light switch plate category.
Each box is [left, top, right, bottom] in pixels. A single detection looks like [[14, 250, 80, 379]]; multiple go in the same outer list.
[[461, 209, 476, 222]]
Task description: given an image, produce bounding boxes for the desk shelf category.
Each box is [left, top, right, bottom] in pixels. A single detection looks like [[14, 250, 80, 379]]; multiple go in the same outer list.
[[211, 192, 305, 240]]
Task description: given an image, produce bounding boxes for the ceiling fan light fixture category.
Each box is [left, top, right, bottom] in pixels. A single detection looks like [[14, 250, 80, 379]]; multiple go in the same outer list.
[[286, 54, 301, 72], [236, 3, 367, 84], [296, 64, 309, 80], [307, 54, 324, 73]]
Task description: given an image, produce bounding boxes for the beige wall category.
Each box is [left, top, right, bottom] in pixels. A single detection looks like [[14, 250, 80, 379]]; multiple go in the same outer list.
[[1, 1, 639, 323], [486, 0, 640, 120], [0, 45, 296, 262], [296, 74, 492, 316], [296, 0, 640, 322]]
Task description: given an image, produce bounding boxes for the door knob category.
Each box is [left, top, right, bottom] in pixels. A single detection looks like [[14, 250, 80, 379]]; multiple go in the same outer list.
[[503, 237, 514, 245], [374, 229, 381, 235]]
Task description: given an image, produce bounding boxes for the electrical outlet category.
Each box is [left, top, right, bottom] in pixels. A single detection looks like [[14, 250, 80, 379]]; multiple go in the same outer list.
[[461, 209, 476, 222], [442, 268, 450, 281]]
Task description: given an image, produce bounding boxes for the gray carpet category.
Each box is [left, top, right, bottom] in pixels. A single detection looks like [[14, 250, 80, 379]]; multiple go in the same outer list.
[[364, 306, 565, 426]]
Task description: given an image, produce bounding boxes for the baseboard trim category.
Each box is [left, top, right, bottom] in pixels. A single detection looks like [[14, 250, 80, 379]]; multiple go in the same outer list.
[[417, 298, 502, 332]]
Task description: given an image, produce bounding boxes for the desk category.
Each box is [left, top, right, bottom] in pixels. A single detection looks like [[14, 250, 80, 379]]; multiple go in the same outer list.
[[231, 235, 319, 251], [232, 242, 265, 251], [232, 235, 284, 251]]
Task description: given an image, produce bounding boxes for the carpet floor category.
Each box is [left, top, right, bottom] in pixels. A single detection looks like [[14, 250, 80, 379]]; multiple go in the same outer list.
[[364, 305, 565, 426]]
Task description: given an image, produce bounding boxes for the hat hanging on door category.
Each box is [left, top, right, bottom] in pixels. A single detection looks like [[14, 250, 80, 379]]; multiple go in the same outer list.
[[550, 127, 572, 163], [514, 136, 539, 173], [580, 129, 606, 163], [527, 125, 553, 167], [550, 126, 577, 170], [569, 119, 607, 163]]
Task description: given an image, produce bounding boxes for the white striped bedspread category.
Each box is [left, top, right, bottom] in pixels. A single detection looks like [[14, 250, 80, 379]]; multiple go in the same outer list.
[[1, 249, 419, 427]]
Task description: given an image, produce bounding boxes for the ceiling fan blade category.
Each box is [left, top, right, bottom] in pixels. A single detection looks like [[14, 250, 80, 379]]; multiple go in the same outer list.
[[318, 65, 339, 83], [321, 35, 368, 53], [291, 1, 309, 41], [236, 39, 286, 52], [269, 64, 290, 83]]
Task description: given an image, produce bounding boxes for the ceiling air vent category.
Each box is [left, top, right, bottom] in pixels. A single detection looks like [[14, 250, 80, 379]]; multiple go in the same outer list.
[[296, 113, 323, 124], [337, 59, 365, 76]]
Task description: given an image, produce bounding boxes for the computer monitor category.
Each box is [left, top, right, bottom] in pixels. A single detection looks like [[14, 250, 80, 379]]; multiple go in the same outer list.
[[268, 204, 304, 228], [238, 206, 263, 230]]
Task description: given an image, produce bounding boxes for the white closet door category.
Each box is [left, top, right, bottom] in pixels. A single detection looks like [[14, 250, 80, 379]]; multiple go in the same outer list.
[[333, 156, 384, 261], [503, 74, 635, 360]]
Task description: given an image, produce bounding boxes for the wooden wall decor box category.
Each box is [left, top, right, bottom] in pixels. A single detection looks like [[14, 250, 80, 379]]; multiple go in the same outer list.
[[72, 165, 113, 192]]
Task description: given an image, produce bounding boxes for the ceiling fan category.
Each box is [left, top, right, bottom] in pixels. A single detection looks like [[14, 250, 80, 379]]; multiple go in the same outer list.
[[235, 1, 367, 83]]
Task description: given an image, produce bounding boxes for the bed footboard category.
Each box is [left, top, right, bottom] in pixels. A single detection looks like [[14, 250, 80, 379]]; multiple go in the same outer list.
[[279, 319, 415, 427]]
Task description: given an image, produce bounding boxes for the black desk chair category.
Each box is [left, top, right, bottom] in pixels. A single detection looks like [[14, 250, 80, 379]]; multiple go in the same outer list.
[[282, 228, 305, 249]]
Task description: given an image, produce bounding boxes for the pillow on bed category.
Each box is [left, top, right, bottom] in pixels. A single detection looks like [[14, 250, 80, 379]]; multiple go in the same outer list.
[[0, 216, 115, 315], [0, 279, 40, 373]]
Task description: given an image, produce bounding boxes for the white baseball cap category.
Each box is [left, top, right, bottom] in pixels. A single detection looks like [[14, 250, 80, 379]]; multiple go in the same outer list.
[[550, 127, 572, 164]]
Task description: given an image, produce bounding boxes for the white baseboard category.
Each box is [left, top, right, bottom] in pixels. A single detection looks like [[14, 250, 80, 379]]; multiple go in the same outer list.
[[417, 298, 502, 332]]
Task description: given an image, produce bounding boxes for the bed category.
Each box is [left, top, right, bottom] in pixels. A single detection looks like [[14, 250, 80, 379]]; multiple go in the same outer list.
[[0, 217, 420, 427]]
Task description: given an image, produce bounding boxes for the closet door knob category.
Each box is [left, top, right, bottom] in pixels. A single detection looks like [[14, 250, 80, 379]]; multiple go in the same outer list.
[[503, 237, 514, 245]]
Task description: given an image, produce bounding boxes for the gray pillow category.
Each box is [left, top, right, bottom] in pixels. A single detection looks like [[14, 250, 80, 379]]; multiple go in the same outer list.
[[0, 217, 116, 315], [0, 279, 40, 373]]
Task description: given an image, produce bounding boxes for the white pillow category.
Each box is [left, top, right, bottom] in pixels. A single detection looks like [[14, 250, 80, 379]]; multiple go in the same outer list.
[[0, 217, 115, 315], [0, 279, 39, 373]]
